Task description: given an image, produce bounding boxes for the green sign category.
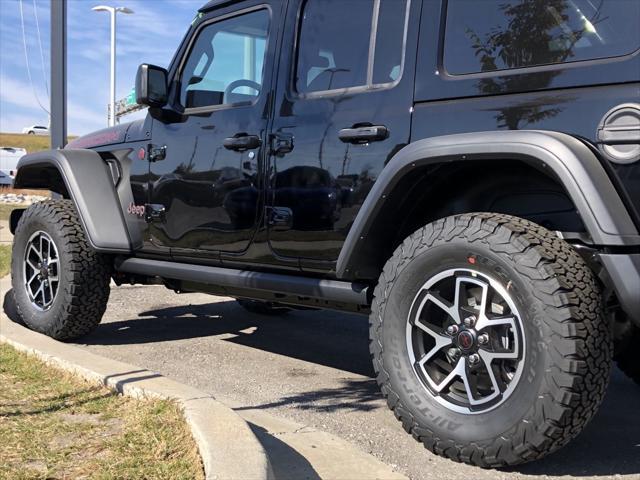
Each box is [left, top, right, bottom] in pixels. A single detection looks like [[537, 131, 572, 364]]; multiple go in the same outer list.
[[125, 88, 137, 107]]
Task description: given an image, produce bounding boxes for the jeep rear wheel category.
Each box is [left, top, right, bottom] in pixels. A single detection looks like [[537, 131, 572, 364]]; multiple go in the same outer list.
[[11, 200, 111, 340], [370, 213, 611, 467]]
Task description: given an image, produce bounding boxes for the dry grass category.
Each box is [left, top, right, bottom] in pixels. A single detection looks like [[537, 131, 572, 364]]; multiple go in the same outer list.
[[0, 244, 10, 277], [0, 133, 77, 154], [0, 343, 204, 480], [0, 186, 52, 197]]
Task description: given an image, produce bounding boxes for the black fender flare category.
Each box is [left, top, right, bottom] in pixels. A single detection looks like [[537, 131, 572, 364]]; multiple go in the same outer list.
[[336, 130, 640, 279], [13, 149, 132, 252]]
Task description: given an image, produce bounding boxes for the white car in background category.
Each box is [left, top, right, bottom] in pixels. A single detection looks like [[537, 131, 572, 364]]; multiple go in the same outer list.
[[21, 125, 49, 136], [0, 147, 27, 186]]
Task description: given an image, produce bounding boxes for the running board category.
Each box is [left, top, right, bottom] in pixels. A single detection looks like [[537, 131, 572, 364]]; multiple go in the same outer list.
[[115, 257, 370, 311]]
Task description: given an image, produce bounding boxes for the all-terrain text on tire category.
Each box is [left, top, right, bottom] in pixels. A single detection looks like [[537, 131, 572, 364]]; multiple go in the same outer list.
[[11, 200, 111, 340], [9, 0, 640, 468], [370, 213, 611, 466]]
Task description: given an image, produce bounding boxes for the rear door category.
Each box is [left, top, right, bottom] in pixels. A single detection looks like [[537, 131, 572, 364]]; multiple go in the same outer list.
[[266, 0, 419, 269], [147, 2, 282, 259]]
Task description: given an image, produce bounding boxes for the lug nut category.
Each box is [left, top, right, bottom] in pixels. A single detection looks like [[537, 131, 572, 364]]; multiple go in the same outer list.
[[446, 324, 459, 336], [447, 347, 461, 359], [463, 315, 477, 328], [478, 333, 489, 345], [468, 353, 480, 365]]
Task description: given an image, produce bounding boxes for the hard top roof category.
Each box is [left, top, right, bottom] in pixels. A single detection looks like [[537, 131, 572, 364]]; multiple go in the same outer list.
[[199, 0, 240, 13]]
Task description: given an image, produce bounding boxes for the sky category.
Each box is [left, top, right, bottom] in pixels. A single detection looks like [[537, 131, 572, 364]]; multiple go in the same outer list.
[[0, 0, 201, 135]]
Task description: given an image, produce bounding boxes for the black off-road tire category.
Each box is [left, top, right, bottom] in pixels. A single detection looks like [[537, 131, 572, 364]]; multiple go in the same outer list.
[[11, 200, 111, 340], [614, 325, 640, 386], [370, 213, 611, 467], [236, 298, 291, 315]]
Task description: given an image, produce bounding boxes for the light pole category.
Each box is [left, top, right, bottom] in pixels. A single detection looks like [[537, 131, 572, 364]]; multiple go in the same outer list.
[[92, 5, 133, 127]]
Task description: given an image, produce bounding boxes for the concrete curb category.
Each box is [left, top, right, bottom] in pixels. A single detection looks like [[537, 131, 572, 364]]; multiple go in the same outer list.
[[0, 280, 273, 480]]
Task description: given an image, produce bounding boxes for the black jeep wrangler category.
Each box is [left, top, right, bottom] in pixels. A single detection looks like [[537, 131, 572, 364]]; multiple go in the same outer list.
[[9, 0, 640, 468]]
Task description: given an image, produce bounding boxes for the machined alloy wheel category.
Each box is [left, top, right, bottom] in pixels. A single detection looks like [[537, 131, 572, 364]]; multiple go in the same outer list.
[[23, 231, 60, 311], [407, 268, 524, 414], [11, 200, 111, 340], [371, 213, 611, 467]]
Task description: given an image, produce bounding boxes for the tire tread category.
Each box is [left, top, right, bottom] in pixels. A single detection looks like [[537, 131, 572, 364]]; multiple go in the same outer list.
[[370, 213, 611, 467], [12, 200, 111, 340]]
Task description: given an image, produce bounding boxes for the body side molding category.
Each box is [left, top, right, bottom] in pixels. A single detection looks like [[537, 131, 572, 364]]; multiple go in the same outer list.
[[336, 130, 640, 279], [13, 149, 132, 252]]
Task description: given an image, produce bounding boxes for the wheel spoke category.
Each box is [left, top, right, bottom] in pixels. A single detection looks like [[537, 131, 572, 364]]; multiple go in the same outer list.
[[26, 258, 38, 272], [416, 334, 452, 366], [455, 276, 488, 317], [479, 345, 519, 362], [27, 271, 39, 286], [39, 234, 45, 259], [408, 268, 525, 413], [425, 291, 460, 324], [431, 357, 465, 393], [476, 315, 520, 359], [478, 350, 503, 394], [47, 282, 54, 306], [33, 283, 44, 305], [23, 231, 60, 311], [475, 315, 517, 333], [28, 244, 42, 261]]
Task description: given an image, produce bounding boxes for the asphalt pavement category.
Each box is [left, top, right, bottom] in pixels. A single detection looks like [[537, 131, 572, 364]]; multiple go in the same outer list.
[[73, 284, 640, 480]]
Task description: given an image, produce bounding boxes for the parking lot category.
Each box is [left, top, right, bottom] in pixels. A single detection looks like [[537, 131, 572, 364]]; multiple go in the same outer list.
[[71, 284, 640, 480]]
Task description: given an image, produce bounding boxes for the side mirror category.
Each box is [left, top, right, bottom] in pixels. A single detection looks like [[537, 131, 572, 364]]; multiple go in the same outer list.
[[135, 64, 168, 107]]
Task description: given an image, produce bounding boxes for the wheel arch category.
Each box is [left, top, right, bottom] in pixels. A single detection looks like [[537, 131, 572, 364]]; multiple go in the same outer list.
[[13, 149, 132, 253], [336, 130, 640, 281]]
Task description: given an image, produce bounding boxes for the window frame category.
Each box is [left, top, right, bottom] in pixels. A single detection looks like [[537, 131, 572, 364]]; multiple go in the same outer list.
[[174, 4, 272, 115], [440, 0, 640, 79], [291, 0, 412, 99]]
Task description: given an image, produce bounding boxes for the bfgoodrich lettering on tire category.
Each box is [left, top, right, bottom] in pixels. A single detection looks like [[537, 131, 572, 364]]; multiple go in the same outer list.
[[370, 213, 611, 467], [11, 200, 111, 341]]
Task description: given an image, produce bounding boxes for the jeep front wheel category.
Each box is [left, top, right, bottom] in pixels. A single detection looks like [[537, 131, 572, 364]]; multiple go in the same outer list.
[[371, 213, 611, 467], [11, 200, 111, 340]]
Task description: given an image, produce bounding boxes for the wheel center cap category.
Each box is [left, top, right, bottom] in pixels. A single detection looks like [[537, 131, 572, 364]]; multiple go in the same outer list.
[[457, 330, 476, 351]]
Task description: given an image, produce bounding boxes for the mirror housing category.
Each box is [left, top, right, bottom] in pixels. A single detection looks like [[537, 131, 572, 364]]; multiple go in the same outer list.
[[135, 64, 168, 108]]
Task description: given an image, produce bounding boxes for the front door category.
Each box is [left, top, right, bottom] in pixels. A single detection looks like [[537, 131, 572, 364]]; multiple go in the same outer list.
[[267, 0, 418, 267], [148, 3, 280, 257]]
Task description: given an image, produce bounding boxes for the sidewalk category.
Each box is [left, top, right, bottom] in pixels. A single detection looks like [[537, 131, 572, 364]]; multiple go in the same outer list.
[[1, 277, 407, 479]]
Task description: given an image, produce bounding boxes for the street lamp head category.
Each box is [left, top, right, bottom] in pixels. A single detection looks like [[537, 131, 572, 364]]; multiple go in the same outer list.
[[92, 5, 134, 14], [92, 5, 114, 13]]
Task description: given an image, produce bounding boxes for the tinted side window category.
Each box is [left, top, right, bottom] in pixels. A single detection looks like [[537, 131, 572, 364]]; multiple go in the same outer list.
[[445, 0, 640, 75], [295, 0, 409, 95], [373, 0, 408, 85], [296, 0, 372, 94], [179, 9, 269, 109]]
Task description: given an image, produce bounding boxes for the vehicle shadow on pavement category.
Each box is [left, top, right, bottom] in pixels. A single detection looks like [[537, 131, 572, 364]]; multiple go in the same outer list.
[[83, 301, 376, 377], [4, 292, 639, 476], [235, 378, 382, 414]]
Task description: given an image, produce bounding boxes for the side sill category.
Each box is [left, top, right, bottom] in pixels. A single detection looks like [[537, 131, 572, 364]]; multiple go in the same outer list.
[[115, 257, 370, 314]]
